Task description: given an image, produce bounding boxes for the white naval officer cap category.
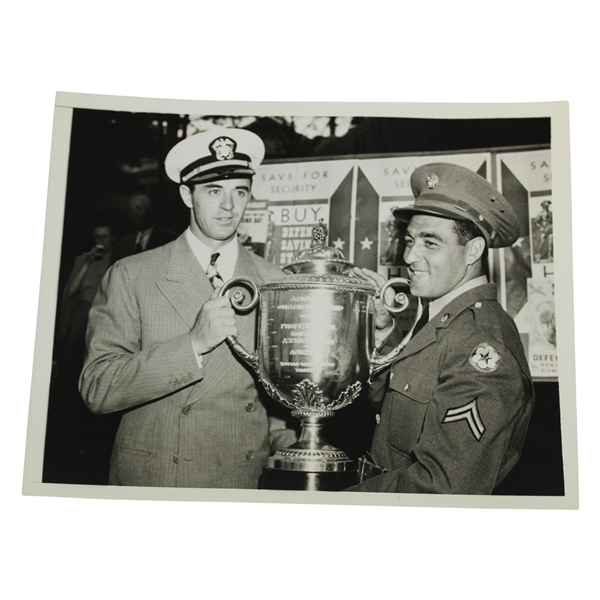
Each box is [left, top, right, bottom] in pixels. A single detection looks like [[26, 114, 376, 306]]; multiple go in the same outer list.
[[165, 127, 265, 185]]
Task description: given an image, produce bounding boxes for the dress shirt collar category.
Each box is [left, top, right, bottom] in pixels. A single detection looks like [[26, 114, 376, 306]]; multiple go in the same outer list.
[[184, 227, 239, 282], [427, 275, 488, 321], [135, 225, 154, 250]]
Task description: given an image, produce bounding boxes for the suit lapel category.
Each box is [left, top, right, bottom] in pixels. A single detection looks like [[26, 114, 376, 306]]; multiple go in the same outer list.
[[156, 235, 213, 329], [186, 243, 263, 401]]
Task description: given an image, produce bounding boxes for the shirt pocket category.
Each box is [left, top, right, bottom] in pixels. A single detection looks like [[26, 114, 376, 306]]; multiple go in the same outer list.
[[382, 365, 438, 456]]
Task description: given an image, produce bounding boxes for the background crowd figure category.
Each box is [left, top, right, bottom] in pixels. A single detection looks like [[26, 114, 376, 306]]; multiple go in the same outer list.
[[45, 192, 177, 483]]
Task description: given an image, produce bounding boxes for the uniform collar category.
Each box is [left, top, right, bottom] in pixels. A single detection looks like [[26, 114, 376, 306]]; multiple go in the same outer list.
[[428, 275, 488, 321], [430, 282, 500, 330], [397, 283, 500, 362]]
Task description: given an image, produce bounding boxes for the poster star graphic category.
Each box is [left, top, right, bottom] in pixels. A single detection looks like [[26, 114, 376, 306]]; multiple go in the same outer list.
[[360, 237, 373, 250], [333, 238, 345, 250]]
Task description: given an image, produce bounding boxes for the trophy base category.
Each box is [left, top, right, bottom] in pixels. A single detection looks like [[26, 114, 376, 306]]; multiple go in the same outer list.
[[267, 447, 355, 472], [261, 466, 358, 491]]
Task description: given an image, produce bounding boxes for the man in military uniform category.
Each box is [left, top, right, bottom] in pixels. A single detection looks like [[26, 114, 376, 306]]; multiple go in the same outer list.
[[80, 128, 295, 489], [350, 163, 534, 494]]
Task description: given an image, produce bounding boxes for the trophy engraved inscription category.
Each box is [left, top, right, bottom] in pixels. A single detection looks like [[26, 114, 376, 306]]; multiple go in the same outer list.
[[219, 220, 421, 490]]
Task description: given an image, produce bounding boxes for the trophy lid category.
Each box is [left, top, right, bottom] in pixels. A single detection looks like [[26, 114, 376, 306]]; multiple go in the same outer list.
[[282, 220, 355, 276]]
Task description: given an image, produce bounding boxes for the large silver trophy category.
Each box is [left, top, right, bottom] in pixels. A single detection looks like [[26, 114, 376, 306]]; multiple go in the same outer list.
[[219, 221, 421, 490]]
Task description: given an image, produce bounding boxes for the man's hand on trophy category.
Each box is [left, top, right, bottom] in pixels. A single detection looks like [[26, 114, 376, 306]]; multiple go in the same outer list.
[[352, 267, 394, 331], [190, 287, 239, 354]]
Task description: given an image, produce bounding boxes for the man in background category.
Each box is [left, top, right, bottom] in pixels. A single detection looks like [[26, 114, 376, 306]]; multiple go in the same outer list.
[[111, 191, 177, 263]]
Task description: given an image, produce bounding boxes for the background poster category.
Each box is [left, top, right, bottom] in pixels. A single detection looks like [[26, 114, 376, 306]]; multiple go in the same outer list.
[[521, 278, 558, 378], [497, 149, 555, 378], [252, 160, 355, 267]]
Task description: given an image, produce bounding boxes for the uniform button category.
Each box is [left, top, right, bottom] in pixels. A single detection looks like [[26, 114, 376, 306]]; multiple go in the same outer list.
[[441, 313, 449, 323], [404, 383, 410, 391], [390, 372, 394, 380], [375, 414, 381, 425], [182, 405, 191, 415], [245, 402, 254, 412], [245, 451, 255, 460], [173, 455, 179, 464], [475, 302, 482, 308]]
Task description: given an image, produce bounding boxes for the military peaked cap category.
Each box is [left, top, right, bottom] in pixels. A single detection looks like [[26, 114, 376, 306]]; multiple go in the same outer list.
[[394, 163, 520, 248]]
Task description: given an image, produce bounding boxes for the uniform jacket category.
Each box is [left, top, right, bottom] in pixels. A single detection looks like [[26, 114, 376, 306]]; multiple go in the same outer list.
[[352, 284, 534, 495], [110, 225, 178, 264], [80, 233, 296, 489]]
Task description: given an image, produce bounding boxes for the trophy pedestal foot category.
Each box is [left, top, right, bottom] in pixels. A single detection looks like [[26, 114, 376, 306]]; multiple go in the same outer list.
[[261, 467, 358, 491]]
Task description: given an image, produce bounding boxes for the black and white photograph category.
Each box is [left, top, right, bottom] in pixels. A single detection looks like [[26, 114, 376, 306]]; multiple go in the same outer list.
[[3, 3, 597, 599], [22, 93, 576, 508]]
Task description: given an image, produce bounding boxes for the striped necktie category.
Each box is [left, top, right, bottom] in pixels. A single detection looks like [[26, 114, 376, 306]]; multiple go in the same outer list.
[[206, 252, 224, 289]]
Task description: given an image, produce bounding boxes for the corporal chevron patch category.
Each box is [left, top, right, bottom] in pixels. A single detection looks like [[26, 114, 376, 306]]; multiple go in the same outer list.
[[442, 399, 486, 441]]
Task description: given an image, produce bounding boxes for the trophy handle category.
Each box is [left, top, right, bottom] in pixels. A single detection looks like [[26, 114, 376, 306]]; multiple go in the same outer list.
[[369, 277, 423, 379], [217, 277, 260, 373]]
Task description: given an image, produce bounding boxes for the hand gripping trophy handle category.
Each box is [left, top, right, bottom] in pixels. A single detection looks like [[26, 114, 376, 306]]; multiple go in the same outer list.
[[369, 276, 423, 380], [217, 277, 261, 372]]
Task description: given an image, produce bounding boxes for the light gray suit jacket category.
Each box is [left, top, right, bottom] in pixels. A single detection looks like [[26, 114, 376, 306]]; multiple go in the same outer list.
[[80, 233, 295, 489]]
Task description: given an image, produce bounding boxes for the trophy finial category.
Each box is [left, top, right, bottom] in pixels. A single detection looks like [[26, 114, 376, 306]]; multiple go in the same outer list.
[[311, 219, 328, 247], [284, 217, 350, 274]]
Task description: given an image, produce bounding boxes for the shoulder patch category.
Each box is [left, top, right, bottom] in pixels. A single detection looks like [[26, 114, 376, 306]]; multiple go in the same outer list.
[[469, 343, 502, 373]]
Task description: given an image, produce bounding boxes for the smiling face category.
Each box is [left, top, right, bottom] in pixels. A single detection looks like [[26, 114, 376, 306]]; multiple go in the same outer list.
[[403, 214, 485, 300], [180, 178, 252, 250]]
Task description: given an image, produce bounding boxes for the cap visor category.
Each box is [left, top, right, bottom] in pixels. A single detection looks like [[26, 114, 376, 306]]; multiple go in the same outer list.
[[393, 204, 466, 223], [186, 167, 255, 185]]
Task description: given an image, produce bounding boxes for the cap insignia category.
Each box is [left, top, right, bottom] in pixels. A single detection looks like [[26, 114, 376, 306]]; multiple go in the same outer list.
[[426, 173, 439, 189], [210, 136, 236, 161]]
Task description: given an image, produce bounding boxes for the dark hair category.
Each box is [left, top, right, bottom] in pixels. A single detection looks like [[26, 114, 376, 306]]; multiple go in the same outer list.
[[130, 189, 154, 201], [91, 218, 116, 237], [452, 219, 485, 246], [452, 219, 488, 263]]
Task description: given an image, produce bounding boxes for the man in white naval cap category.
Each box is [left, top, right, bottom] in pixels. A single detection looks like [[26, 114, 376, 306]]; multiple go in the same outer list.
[[349, 163, 535, 494], [80, 128, 296, 489]]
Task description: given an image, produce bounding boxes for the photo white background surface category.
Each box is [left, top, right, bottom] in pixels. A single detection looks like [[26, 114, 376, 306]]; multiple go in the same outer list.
[[1, 1, 597, 598]]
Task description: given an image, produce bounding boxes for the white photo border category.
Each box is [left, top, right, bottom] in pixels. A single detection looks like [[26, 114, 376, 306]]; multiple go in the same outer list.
[[22, 92, 578, 510]]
